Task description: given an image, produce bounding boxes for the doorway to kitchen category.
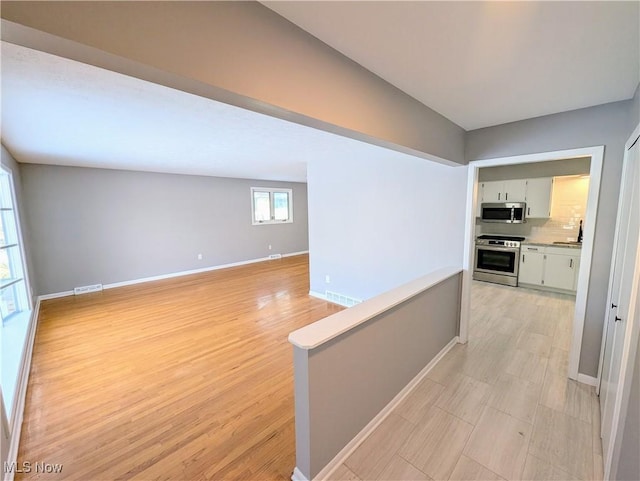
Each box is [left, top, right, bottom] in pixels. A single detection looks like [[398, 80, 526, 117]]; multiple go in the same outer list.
[[460, 146, 605, 383]]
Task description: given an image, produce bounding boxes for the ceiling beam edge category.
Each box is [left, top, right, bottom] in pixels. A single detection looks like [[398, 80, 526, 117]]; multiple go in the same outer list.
[[0, 2, 465, 166]]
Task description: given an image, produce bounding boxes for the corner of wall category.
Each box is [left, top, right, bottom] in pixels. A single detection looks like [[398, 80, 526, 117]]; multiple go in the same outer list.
[[629, 82, 640, 134]]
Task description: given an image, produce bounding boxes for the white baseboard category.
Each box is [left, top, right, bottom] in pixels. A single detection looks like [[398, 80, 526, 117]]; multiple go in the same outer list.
[[304, 336, 460, 481], [309, 290, 328, 302], [38, 290, 74, 300], [291, 467, 309, 481], [37, 251, 311, 300], [103, 256, 274, 290], [283, 251, 309, 258], [577, 373, 598, 387], [4, 299, 41, 481]]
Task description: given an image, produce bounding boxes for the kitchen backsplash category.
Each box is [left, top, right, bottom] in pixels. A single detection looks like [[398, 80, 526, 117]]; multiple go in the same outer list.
[[477, 175, 589, 243]]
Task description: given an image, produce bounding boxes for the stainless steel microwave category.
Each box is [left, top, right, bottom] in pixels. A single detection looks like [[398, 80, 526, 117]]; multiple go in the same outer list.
[[480, 202, 527, 223]]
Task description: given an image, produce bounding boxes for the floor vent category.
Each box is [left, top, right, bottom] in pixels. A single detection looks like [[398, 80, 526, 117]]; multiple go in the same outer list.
[[73, 284, 103, 295], [269, 254, 283, 260], [325, 290, 362, 308]]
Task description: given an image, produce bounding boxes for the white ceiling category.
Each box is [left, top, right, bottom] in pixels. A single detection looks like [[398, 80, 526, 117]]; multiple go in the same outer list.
[[1, 42, 432, 183], [264, 1, 640, 130], [1, 3, 638, 181]]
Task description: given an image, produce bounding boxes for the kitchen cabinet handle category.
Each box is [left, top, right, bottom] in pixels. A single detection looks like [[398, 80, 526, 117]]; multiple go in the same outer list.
[[527, 247, 538, 251], [506, 193, 508, 200], [612, 303, 618, 309], [522, 254, 525, 263], [528, 207, 530, 215], [498, 193, 501, 200], [615, 316, 622, 322], [570, 259, 573, 268]]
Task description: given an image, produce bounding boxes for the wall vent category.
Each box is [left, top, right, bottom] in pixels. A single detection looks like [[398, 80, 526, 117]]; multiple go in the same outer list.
[[269, 254, 283, 260], [325, 290, 362, 308], [74, 284, 103, 295]]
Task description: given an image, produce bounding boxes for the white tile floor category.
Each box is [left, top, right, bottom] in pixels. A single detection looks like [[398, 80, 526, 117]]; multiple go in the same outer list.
[[329, 281, 603, 481]]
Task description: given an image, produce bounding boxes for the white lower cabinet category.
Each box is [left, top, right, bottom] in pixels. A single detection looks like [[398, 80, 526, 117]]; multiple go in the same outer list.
[[544, 253, 579, 290], [519, 247, 545, 285], [518, 244, 581, 293]]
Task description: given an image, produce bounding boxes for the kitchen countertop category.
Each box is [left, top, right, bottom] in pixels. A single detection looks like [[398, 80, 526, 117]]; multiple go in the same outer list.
[[522, 241, 583, 249]]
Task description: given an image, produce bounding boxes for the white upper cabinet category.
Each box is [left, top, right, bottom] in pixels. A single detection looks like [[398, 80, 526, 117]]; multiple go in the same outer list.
[[525, 178, 553, 218], [478, 177, 552, 219], [479, 179, 527, 203], [503, 179, 527, 202], [481, 181, 504, 202]]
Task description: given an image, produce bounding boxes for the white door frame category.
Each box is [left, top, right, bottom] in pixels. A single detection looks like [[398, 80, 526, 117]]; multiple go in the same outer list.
[[460, 146, 604, 381], [599, 124, 640, 480], [597, 124, 640, 394]]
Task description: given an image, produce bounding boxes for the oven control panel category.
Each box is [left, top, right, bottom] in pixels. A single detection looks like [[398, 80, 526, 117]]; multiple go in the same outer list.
[[476, 238, 521, 248]]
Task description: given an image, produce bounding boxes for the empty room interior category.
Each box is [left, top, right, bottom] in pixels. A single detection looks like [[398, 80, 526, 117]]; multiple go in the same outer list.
[[1, 2, 639, 481]]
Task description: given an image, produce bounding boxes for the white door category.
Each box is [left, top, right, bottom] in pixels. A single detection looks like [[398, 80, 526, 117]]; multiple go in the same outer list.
[[600, 133, 640, 467]]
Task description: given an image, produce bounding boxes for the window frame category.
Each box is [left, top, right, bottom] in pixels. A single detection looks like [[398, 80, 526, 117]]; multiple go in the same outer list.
[[0, 165, 32, 323], [250, 187, 294, 225]]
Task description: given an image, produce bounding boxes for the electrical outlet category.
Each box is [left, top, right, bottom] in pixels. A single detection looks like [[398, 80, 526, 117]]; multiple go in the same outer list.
[[268, 244, 272, 250], [325, 275, 331, 284], [197, 253, 203, 260]]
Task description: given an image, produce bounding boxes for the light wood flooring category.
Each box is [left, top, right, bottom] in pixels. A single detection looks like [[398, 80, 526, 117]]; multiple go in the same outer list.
[[16, 254, 342, 480], [331, 281, 603, 481]]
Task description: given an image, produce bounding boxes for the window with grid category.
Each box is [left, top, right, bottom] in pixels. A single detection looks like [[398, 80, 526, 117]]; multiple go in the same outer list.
[[251, 187, 293, 225], [1, 167, 30, 323]]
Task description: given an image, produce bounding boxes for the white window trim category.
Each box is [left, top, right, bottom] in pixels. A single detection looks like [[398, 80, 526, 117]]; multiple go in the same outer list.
[[0, 165, 32, 319], [251, 187, 294, 225]]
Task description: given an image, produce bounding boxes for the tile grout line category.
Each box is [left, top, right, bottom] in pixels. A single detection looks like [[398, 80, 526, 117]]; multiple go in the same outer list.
[[395, 451, 432, 480]]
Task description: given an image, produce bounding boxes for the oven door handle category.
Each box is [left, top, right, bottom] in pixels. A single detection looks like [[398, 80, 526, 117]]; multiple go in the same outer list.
[[476, 245, 519, 253]]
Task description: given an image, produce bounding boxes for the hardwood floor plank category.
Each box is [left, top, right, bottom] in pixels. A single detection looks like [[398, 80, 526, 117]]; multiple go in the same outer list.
[[15, 255, 342, 480]]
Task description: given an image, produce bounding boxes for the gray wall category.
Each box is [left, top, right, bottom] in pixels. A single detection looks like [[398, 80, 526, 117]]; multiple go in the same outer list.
[[20, 164, 308, 295], [307, 148, 467, 301], [294, 273, 461, 478], [1, 1, 465, 165], [466, 99, 634, 377]]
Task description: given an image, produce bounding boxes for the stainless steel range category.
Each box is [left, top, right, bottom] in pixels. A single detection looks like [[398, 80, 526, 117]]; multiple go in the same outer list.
[[473, 235, 525, 287]]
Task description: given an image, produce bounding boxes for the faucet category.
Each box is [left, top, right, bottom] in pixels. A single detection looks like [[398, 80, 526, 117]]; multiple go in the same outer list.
[[577, 219, 583, 243]]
